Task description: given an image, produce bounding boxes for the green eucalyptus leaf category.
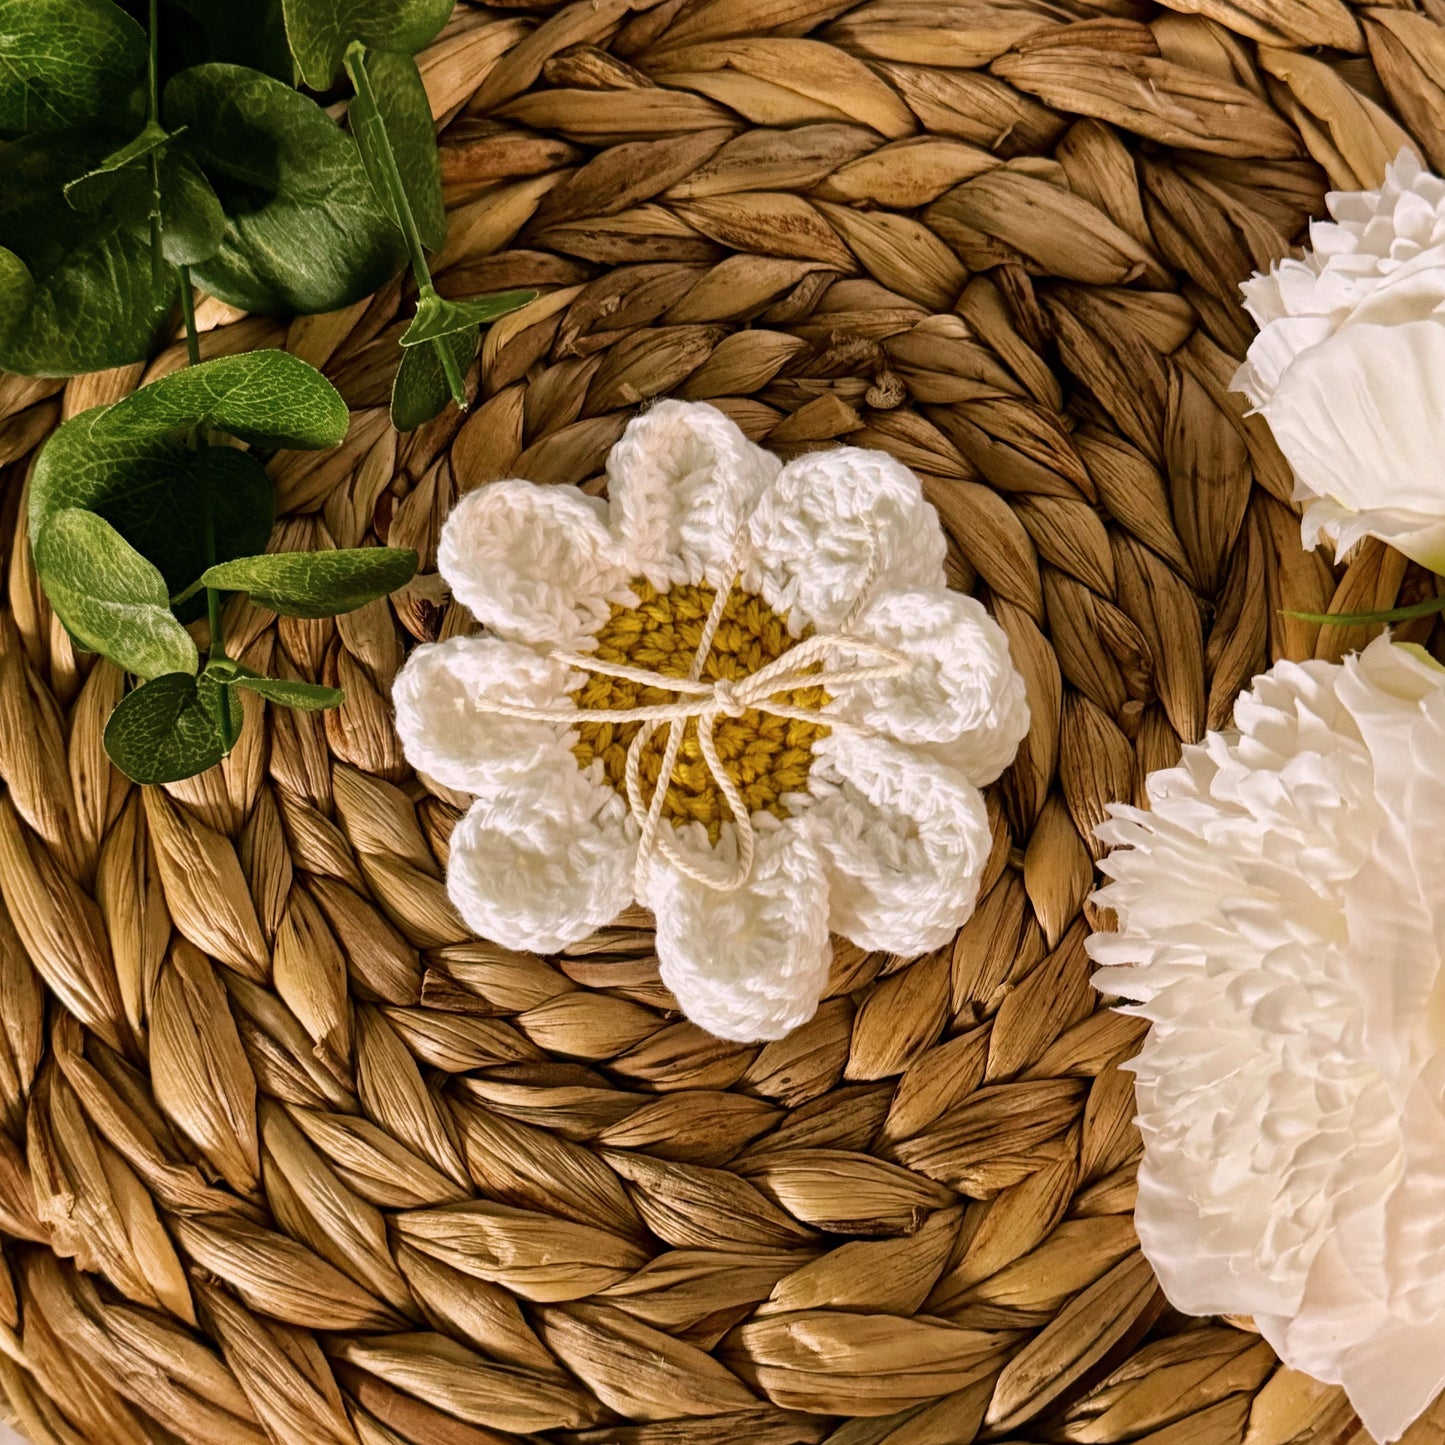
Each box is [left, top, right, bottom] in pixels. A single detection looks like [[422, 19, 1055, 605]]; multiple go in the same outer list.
[[166, 64, 406, 315], [281, 0, 453, 89], [33, 510, 199, 679], [391, 327, 476, 431], [228, 670, 344, 709], [30, 428, 274, 612], [63, 121, 176, 211], [0, 0, 146, 136], [87, 350, 348, 449], [60, 127, 223, 267], [103, 670, 242, 784], [200, 547, 418, 617], [0, 248, 34, 350], [0, 135, 177, 376], [158, 151, 227, 266], [401, 288, 536, 347], [348, 48, 446, 252]]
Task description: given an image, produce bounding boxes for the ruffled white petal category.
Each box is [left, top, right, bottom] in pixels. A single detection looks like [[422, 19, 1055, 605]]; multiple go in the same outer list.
[[1090, 634, 1445, 1443], [438, 479, 631, 648], [447, 766, 636, 955], [745, 446, 947, 634], [605, 399, 780, 591], [804, 730, 991, 956], [1262, 321, 1445, 537], [1257, 1233, 1445, 1445], [1234, 150, 1445, 570], [1298, 494, 1445, 572], [392, 636, 583, 799], [647, 822, 832, 1043], [833, 588, 1030, 787]]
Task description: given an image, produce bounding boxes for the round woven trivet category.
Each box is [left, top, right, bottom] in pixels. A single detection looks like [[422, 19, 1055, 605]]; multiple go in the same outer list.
[[0, 2, 1441, 1442]]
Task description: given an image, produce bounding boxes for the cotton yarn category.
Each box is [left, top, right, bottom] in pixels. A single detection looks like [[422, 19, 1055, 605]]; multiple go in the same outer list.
[[571, 578, 830, 844], [393, 400, 1031, 1041]]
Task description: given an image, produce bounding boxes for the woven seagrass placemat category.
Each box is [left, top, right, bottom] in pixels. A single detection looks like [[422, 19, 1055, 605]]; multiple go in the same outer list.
[[1, 1, 1442, 1441]]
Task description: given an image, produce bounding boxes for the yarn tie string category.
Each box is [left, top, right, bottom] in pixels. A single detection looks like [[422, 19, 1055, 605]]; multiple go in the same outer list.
[[476, 535, 911, 894]]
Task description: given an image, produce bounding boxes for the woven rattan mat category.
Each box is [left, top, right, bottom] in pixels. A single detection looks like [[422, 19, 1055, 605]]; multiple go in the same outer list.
[[1, 2, 1440, 1442]]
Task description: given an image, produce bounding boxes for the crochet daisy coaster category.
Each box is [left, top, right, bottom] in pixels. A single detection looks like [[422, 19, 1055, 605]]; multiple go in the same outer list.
[[394, 401, 1030, 1042]]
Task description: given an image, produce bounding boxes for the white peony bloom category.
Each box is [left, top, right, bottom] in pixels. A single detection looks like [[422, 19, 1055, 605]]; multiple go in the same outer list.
[[1234, 149, 1445, 572], [394, 400, 1029, 1043], [1089, 635, 1445, 1443]]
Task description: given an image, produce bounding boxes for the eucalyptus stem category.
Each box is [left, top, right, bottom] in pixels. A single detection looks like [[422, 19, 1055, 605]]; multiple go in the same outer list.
[[201, 490, 234, 747], [175, 260, 232, 745], [178, 264, 201, 367], [343, 39, 468, 410], [205, 567, 234, 748], [146, 0, 164, 288]]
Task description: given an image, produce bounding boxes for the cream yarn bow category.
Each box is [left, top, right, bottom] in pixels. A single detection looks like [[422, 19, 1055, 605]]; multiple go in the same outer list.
[[477, 534, 910, 893]]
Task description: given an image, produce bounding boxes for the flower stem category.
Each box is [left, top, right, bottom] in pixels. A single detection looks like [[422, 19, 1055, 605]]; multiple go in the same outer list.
[[1285, 596, 1445, 627], [342, 40, 467, 410]]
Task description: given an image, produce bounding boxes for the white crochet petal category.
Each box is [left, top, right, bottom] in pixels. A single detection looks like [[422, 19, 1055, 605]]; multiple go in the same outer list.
[[834, 587, 1030, 787], [437, 478, 630, 648], [745, 446, 947, 633], [447, 769, 636, 955], [606, 399, 781, 591], [392, 636, 585, 798], [804, 730, 992, 956], [647, 823, 832, 1043]]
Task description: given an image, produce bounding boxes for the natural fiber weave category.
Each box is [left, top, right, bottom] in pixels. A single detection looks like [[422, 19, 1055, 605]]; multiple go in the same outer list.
[[0, 1, 1441, 1441]]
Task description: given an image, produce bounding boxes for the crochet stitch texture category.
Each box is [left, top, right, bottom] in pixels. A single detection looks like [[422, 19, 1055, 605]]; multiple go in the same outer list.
[[571, 577, 829, 844], [393, 400, 1031, 1042]]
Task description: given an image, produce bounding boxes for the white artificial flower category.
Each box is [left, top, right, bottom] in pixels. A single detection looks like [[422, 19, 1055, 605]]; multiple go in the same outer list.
[[1234, 149, 1445, 572], [1089, 635, 1445, 1444], [394, 400, 1029, 1043]]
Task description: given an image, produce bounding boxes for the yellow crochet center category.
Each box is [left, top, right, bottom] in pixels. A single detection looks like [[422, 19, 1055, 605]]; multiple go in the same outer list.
[[571, 578, 829, 844]]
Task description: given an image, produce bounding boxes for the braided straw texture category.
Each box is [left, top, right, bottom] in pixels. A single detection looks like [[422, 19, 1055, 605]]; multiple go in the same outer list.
[[1, 1, 1443, 1441]]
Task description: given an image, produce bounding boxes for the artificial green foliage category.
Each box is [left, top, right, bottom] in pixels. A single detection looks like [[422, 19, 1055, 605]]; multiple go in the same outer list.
[[60, 348, 352, 449], [103, 670, 244, 784], [0, 135, 177, 374], [343, 40, 534, 429], [0, 250, 34, 352], [167, 65, 406, 314], [29, 349, 417, 783], [349, 49, 446, 251], [198, 547, 420, 618], [63, 121, 174, 209], [32, 510, 199, 678], [281, 0, 453, 89], [29, 350, 349, 611], [4, 0, 531, 783], [391, 326, 476, 431], [227, 669, 345, 709], [153, 153, 228, 267], [63, 122, 227, 269], [0, 0, 146, 135], [34, 437, 275, 616], [403, 289, 539, 347]]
